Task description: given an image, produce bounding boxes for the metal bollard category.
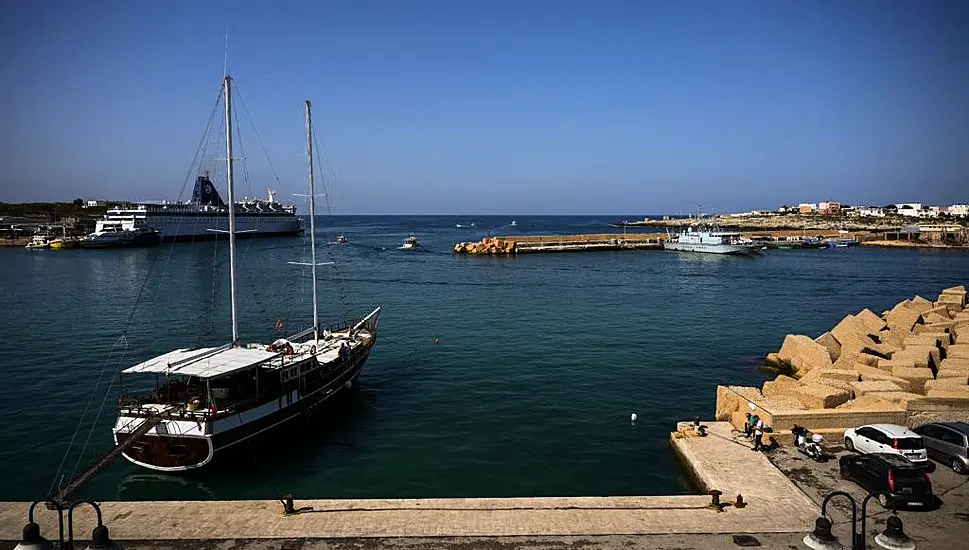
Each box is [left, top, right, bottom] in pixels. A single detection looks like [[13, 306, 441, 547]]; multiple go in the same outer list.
[[282, 494, 296, 515]]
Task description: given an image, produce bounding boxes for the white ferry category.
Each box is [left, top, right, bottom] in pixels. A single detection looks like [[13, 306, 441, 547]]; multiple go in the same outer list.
[[97, 172, 303, 242], [664, 225, 760, 255]]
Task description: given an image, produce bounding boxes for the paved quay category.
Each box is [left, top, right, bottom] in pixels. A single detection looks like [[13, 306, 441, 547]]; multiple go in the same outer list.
[[1, 421, 819, 547]]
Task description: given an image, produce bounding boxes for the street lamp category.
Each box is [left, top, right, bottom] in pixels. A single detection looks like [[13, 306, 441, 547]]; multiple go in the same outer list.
[[803, 491, 916, 550], [13, 500, 123, 550]]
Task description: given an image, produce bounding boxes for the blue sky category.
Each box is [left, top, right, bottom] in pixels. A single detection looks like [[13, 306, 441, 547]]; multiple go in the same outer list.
[[1, 1, 967, 214]]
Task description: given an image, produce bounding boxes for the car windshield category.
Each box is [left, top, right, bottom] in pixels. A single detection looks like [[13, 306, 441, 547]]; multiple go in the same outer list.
[[891, 468, 926, 481], [894, 437, 924, 450]]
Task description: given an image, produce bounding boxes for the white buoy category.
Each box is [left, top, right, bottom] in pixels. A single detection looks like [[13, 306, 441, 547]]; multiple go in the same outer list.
[[630, 413, 638, 423]]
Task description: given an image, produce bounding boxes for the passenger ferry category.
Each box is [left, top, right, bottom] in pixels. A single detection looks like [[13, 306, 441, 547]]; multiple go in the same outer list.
[[95, 173, 302, 242]]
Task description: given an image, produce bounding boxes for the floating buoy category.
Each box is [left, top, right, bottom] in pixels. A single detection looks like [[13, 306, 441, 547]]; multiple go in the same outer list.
[[433, 337, 440, 344], [630, 413, 638, 423]]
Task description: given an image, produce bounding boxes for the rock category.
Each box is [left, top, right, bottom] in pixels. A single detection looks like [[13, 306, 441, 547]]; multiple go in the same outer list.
[[814, 332, 841, 362], [925, 305, 953, 320], [856, 308, 887, 333], [892, 347, 936, 369], [903, 334, 944, 349], [936, 368, 969, 380], [938, 357, 969, 371], [924, 312, 952, 325], [831, 315, 879, 354], [873, 391, 930, 407], [762, 352, 793, 374]]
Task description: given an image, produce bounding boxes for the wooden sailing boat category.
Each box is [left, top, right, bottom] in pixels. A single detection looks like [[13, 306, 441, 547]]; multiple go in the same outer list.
[[111, 79, 381, 471]]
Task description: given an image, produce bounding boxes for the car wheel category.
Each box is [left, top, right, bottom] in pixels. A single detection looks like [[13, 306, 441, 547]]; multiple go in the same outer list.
[[844, 437, 855, 452], [840, 464, 851, 479], [954, 458, 968, 475], [878, 493, 892, 509]]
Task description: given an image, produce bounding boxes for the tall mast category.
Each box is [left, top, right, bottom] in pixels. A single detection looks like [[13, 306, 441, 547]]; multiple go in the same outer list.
[[225, 75, 239, 345], [305, 100, 320, 345]]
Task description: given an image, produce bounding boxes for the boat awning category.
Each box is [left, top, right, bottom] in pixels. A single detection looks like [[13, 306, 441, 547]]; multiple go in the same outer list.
[[121, 345, 280, 379]]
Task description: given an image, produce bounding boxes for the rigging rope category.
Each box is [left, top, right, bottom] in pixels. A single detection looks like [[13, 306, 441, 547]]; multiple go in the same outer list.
[[46, 334, 129, 499]]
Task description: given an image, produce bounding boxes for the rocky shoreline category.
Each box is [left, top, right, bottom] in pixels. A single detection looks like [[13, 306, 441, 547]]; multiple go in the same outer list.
[[716, 284, 969, 442]]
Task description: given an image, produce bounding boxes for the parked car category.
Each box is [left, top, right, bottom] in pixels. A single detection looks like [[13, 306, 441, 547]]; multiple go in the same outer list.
[[913, 422, 969, 474], [839, 453, 933, 509], [843, 424, 929, 468]]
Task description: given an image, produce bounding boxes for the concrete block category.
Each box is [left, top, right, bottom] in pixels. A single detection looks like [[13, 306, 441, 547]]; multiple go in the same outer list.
[[936, 368, 969, 380], [890, 366, 934, 394], [892, 348, 935, 369], [911, 295, 934, 312], [856, 308, 887, 333], [926, 306, 953, 319], [947, 344, 969, 359], [903, 335, 943, 349], [872, 391, 930, 407], [814, 332, 841, 362], [790, 383, 851, 409], [924, 378, 969, 391], [924, 312, 952, 325], [831, 315, 878, 354], [886, 303, 923, 333], [853, 365, 914, 392], [762, 375, 799, 398], [777, 334, 833, 375], [850, 380, 904, 396], [838, 394, 897, 411], [939, 357, 969, 371], [926, 389, 969, 399]]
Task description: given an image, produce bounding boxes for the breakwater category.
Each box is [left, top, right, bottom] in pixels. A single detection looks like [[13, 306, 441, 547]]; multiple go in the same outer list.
[[716, 284, 969, 442], [454, 233, 665, 255]]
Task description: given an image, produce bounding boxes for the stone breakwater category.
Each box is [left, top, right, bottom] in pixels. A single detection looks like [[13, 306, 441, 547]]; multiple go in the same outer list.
[[716, 285, 969, 441], [454, 234, 665, 255]]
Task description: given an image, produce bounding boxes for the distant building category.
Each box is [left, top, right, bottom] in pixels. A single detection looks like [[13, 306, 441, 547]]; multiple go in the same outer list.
[[895, 203, 922, 217], [818, 201, 841, 216], [856, 206, 886, 218], [798, 203, 818, 214], [949, 204, 969, 218], [84, 200, 106, 208]]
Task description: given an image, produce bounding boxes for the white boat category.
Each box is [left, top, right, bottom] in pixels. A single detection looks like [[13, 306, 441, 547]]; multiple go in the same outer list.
[[24, 235, 51, 249], [336, 235, 348, 244], [79, 218, 161, 248], [111, 79, 381, 472], [402, 234, 420, 249], [664, 225, 760, 255], [510, 220, 518, 226]]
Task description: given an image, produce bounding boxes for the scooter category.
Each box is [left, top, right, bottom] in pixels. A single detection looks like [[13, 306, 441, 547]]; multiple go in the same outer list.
[[791, 424, 827, 462]]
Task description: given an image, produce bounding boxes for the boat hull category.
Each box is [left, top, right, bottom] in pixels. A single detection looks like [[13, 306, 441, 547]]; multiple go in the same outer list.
[[80, 231, 162, 249], [114, 348, 371, 472], [663, 242, 760, 255]]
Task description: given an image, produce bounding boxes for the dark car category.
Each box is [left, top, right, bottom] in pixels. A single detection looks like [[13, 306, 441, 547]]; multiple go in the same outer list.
[[913, 422, 969, 474], [839, 453, 933, 509]]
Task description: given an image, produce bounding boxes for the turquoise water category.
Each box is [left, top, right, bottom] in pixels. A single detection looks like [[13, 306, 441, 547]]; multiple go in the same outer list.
[[1, 215, 967, 501]]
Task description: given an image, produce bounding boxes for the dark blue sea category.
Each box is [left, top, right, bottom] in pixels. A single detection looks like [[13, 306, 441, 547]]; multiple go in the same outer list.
[[1, 215, 967, 501]]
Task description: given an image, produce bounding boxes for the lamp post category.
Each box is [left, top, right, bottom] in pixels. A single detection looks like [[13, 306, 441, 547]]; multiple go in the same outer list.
[[14, 500, 122, 550], [802, 490, 916, 550]]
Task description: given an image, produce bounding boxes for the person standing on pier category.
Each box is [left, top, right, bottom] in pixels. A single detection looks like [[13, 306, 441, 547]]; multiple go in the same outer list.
[[752, 417, 765, 451]]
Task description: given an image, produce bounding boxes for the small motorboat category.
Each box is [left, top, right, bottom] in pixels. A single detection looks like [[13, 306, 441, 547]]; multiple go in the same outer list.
[[25, 235, 51, 250], [402, 234, 419, 249], [336, 235, 348, 244]]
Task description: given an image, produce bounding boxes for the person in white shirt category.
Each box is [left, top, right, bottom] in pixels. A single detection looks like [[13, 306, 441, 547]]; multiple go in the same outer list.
[[752, 418, 765, 451]]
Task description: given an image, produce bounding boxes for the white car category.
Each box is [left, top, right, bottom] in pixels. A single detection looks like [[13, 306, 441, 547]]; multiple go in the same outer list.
[[844, 424, 929, 467]]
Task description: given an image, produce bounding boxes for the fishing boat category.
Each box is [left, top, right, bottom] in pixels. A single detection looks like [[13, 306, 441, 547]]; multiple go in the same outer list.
[[111, 79, 381, 472], [402, 234, 420, 249]]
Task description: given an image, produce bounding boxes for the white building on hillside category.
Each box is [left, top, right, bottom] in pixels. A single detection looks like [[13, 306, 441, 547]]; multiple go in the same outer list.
[[950, 204, 969, 217], [896, 203, 922, 217]]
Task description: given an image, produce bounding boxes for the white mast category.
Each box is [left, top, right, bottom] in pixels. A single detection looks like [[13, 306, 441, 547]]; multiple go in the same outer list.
[[305, 100, 320, 346], [225, 75, 240, 345]]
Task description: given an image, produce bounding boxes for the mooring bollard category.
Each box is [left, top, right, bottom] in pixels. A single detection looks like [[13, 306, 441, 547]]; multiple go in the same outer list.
[[283, 494, 296, 515], [710, 489, 722, 508]]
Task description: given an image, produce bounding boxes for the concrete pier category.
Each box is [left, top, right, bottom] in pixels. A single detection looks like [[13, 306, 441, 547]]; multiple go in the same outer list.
[[0, 422, 818, 545]]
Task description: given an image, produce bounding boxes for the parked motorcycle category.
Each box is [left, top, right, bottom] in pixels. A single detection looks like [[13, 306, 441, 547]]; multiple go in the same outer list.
[[791, 424, 827, 462]]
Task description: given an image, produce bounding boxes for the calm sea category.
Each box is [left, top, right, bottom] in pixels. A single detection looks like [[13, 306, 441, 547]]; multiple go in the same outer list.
[[1, 215, 967, 501]]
